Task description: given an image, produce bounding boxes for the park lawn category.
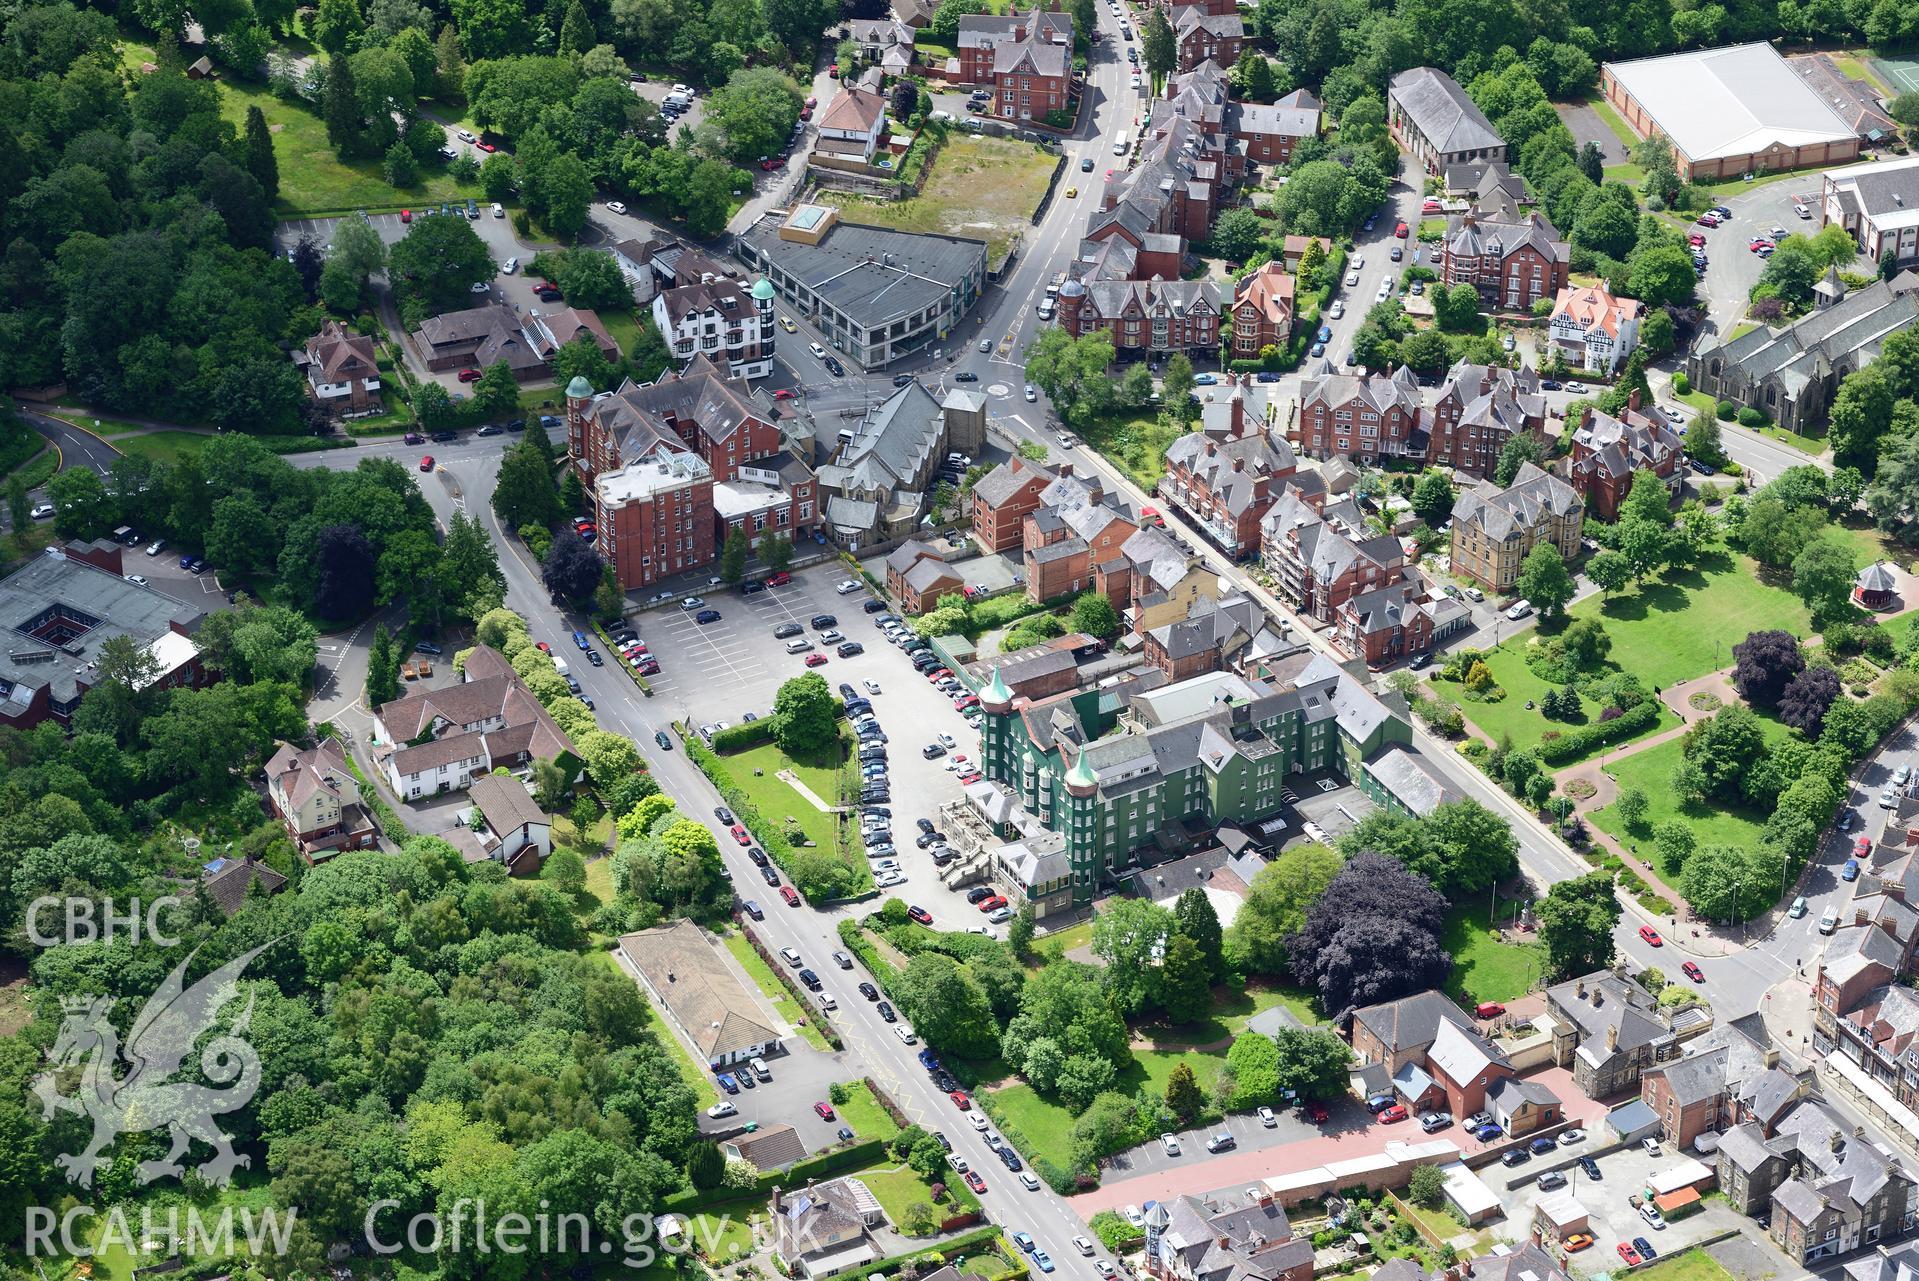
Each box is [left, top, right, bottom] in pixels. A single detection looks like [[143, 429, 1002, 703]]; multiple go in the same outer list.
[[1441, 892, 1547, 1005], [1840, 520, 1909, 569], [722, 930, 833, 1052], [837, 1079, 901, 1142], [862, 1161, 981, 1229], [1134, 982, 1324, 1046], [1628, 1250, 1740, 1281], [816, 135, 1059, 264], [1755, 422, 1829, 454], [115, 430, 213, 465], [1038, 916, 1095, 952], [1880, 610, 1919, 651], [1567, 548, 1813, 689], [215, 73, 472, 215], [1589, 716, 1796, 869], [1429, 641, 1683, 762], [989, 1048, 1222, 1153], [1080, 412, 1188, 490], [722, 738, 856, 853], [590, 950, 720, 1106]]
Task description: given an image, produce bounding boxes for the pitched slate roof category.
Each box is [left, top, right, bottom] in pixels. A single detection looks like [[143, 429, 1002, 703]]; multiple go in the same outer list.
[[1352, 989, 1475, 1054], [468, 772, 547, 837], [1454, 463, 1580, 542], [1572, 408, 1683, 483], [1390, 67, 1504, 154], [619, 919, 779, 1060]]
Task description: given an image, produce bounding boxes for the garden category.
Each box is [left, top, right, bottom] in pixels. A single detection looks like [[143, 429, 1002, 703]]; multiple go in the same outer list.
[[1439, 891, 1546, 1007], [817, 134, 1061, 267]]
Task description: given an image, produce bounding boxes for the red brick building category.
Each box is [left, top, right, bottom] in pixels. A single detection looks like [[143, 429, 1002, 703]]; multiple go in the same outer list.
[[1439, 209, 1569, 313], [1158, 399, 1297, 559], [569, 358, 816, 589], [1426, 361, 1547, 478], [1262, 486, 1406, 624], [1169, 5, 1243, 72], [1336, 582, 1467, 670], [1230, 263, 1296, 359], [1023, 474, 1138, 604], [886, 540, 964, 613], [1229, 90, 1322, 166], [1568, 404, 1684, 521], [1295, 364, 1426, 463], [956, 10, 1074, 122], [971, 458, 1060, 552], [1057, 276, 1223, 358]]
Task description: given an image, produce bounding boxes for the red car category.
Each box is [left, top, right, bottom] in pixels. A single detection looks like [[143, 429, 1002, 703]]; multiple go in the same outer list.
[[928, 668, 953, 682], [1307, 1102, 1329, 1123], [780, 885, 801, 906], [1749, 238, 1774, 253], [457, 368, 483, 382], [535, 641, 551, 654], [1475, 1002, 1505, 1019], [400, 208, 412, 222], [1638, 925, 1663, 946], [773, 388, 797, 400], [954, 695, 980, 711], [759, 158, 783, 171], [908, 905, 933, 925], [1855, 835, 1874, 858], [767, 571, 792, 586], [419, 456, 435, 471], [1697, 212, 1721, 226], [963, 1170, 986, 1194], [1394, 221, 1409, 238], [798, 107, 812, 120], [1682, 961, 1705, 982], [730, 824, 750, 845], [477, 142, 497, 152], [958, 771, 983, 784], [813, 1102, 836, 1121], [805, 96, 817, 108], [828, 63, 840, 77], [977, 895, 1008, 913], [949, 1090, 971, 1109], [1617, 1243, 1642, 1267], [1421, 198, 1442, 213], [1687, 233, 1706, 246], [1378, 1104, 1408, 1123], [805, 653, 829, 667]]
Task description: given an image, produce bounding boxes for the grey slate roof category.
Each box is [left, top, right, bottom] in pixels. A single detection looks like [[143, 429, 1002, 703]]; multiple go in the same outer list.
[[1352, 989, 1475, 1055], [0, 547, 206, 710], [1367, 746, 1451, 816], [1695, 275, 1919, 399], [744, 218, 986, 330], [1390, 67, 1504, 154], [1454, 463, 1580, 543]]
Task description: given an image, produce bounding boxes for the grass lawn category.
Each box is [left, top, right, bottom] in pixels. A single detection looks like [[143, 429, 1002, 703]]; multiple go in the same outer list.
[[684, 1206, 762, 1263], [721, 930, 834, 1052], [599, 308, 647, 357], [1441, 891, 1546, 1005], [722, 738, 857, 854], [1134, 981, 1325, 1045], [990, 1048, 1220, 1154], [3, 445, 57, 489], [1588, 97, 1642, 152], [1038, 916, 1095, 952], [115, 430, 213, 465], [1567, 547, 1813, 689], [1603, 162, 1647, 187], [1629, 1250, 1739, 1281], [837, 1079, 901, 1142], [1590, 715, 1796, 867], [1429, 640, 1683, 762], [584, 855, 616, 905], [1079, 412, 1189, 489], [816, 135, 1059, 265], [1833, 52, 1894, 94], [862, 1162, 981, 1229], [1754, 423, 1829, 454], [1840, 520, 1909, 569]]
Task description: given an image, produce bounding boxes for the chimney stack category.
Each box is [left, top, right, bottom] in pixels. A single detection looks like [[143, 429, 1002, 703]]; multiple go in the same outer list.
[[1605, 1023, 1619, 1053]]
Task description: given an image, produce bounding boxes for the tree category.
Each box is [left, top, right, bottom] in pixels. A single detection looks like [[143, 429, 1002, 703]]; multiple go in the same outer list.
[[1008, 902, 1036, 956], [895, 952, 997, 1050], [494, 441, 559, 530], [1164, 1062, 1204, 1123], [1409, 1163, 1447, 1209], [541, 152, 595, 239], [1779, 664, 1843, 738], [5, 475, 29, 546], [1271, 1026, 1351, 1101], [1288, 852, 1450, 1013], [1560, 618, 1612, 670], [1141, 5, 1175, 79], [312, 524, 376, 620], [1685, 413, 1726, 467], [1586, 549, 1631, 597], [1536, 870, 1620, 978], [762, 533, 793, 574], [1224, 1031, 1280, 1105], [1230, 843, 1340, 975], [1091, 897, 1173, 1014], [1495, 433, 1544, 486], [1159, 931, 1213, 1024], [1515, 542, 1574, 618], [773, 672, 838, 757], [1173, 887, 1224, 983], [1207, 208, 1265, 263], [382, 139, 421, 187], [243, 104, 279, 204], [386, 213, 494, 326], [1732, 629, 1803, 707], [719, 529, 747, 584], [1071, 592, 1119, 638], [1432, 282, 1483, 331], [705, 67, 803, 163], [1411, 470, 1455, 526], [365, 623, 400, 707], [1681, 844, 1767, 921], [542, 535, 603, 604], [1163, 353, 1195, 406], [1791, 531, 1859, 621], [1682, 705, 1768, 802], [1231, 47, 1276, 100], [472, 360, 519, 418], [1615, 786, 1649, 829]]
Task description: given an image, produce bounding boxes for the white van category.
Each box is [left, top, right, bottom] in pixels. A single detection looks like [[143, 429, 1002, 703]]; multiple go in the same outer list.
[[1113, 133, 1128, 155], [749, 1056, 772, 1081], [552, 656, 571, 677], [1505, 600, 1533, 622]]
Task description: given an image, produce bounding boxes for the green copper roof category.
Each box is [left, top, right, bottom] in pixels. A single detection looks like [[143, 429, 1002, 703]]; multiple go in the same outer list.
[[985, 665, 1012, 704], [751, 277, 776, 301], [1066, 752, 1097, 790], [565, 375, 594, 398]]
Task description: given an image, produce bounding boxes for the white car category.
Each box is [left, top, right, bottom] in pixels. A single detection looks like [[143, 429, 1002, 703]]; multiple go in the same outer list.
[[1123, 1207, 1144, 1228], [1073, 1238, 1095, 1257], [1328, 300, 1344, 318], [502, 257, 518, 274], [127, 574, 148, 586], [680, 596, 705, 609], [1256, 1106, 1276, 1127], [939, 733, 956, 747], [835, 579, 862, 594], [894, 1025, 917, 1044], [1345, 270, 1360, 286], [1896, 765, 1912, 787], [469, 280, 489, 293], [1558, 1127, 1585, 1144], [780, 946, 801, 965], [29, 503, 52, 520], [863, 679, 882, 694], [1096, 1264, 1116, 1279], [607, 201, 628, 215], [876, 870, 905, 887], [145, 539, 166, 556], [1642, 1137, 1662, 1155], [810, 342, 827, 359], [971, 1113, 990, 1132], [492, 202, 504, 217], [1351, 253, 1363, 267], [457, 128, 476, 141], [706, 1101, 737, 1119], [1019, 1172, 1041, 1191], [1024, 384, 1038, 402], [819, 992, 838, 1010], [1160, 1133, 1181, 1156]]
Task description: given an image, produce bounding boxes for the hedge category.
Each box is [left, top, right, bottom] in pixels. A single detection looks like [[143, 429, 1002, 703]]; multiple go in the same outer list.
[[592, 621, 652, 696], [669, 1139, 890, 1213], [686, 735, 871, 900], [1534, 699, 1661, 764], [712, 719, 776, 753], [837, 919, 900, 985], [829, 1225, 1014, 1281]]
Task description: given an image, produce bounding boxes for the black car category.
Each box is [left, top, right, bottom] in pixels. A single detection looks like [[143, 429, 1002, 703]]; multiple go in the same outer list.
[[858, 981, 880, 1000], [695, 609, 721, 624], [1537, 1170, 1567, 1191], [892, 373, 915, 387], [476, 424, 502, 436], [1578, 1156, 1601, 1180], [824, 356, 846, 377], [507, 419, 525, 431], [837, 642, 864, 657], [1409, 651, 1432, 669], [748, 847, 769, 867], [966, 886, 993, 904], [742, 899, 764, 920], [797, 968, 821, 990], [740, 579, 766, 594], [1499, 1148, 1529, 1167], [922, 744, 946, 759], [863, 806, 891, 818], [876, 1001, 896, 1022], [999, 1147, 1023, 1172], [655, 730, 673, 750], [716, 806, 734, 823], [954, 371, 979, 382], [863, 598, 887, 613], [586, 650, 603, 666], [759, 865, 780, 887], [774, 622, 803, 638], [810, 614, 837, 629], [1539, 378, 1562, 391], [1633, 1238, 1658, 1262], [917, 832, 942, 848], [934, 1131, 952, 1152], [839, 682, 857, 698]]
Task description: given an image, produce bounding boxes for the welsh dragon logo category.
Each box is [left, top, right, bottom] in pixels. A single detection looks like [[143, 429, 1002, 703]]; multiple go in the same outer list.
[[31, 941, 279, 1189]]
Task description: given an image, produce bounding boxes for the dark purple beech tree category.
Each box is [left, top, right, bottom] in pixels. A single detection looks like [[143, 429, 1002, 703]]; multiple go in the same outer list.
[[1731, 629, 1803, 708], [1287, 852, 1451, 1014]]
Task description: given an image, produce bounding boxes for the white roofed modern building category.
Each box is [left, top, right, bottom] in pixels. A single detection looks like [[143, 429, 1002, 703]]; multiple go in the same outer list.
[[1600, 43, 1860, 183]]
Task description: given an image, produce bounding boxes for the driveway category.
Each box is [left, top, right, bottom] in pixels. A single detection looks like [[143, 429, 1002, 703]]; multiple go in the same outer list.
[[1554, 102, 1630, 168], [1503, 1134, 1749, 1264]]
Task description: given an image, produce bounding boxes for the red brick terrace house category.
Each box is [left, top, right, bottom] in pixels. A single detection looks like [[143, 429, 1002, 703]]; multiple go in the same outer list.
[[1230, 91, 1322, 167], [1439, 209, 1570, 313], [956, 11, 1074, 121], [1568, 404, 1684, 521], [1057, 276, 1223, 359], [971, 457, 1059, 552], [1261, 486, 1406, 624], [1426, 361, 1547, 479], [1158, 416, 1297, 559], [1335, 581, 1470, 670], [1295, 363, 1426, 463], [1422, 1018, 1519, 1119], [1230, 263, 1295, 358], [1023, 474, 1138, 604], [1169, 5, 1243, 72]]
